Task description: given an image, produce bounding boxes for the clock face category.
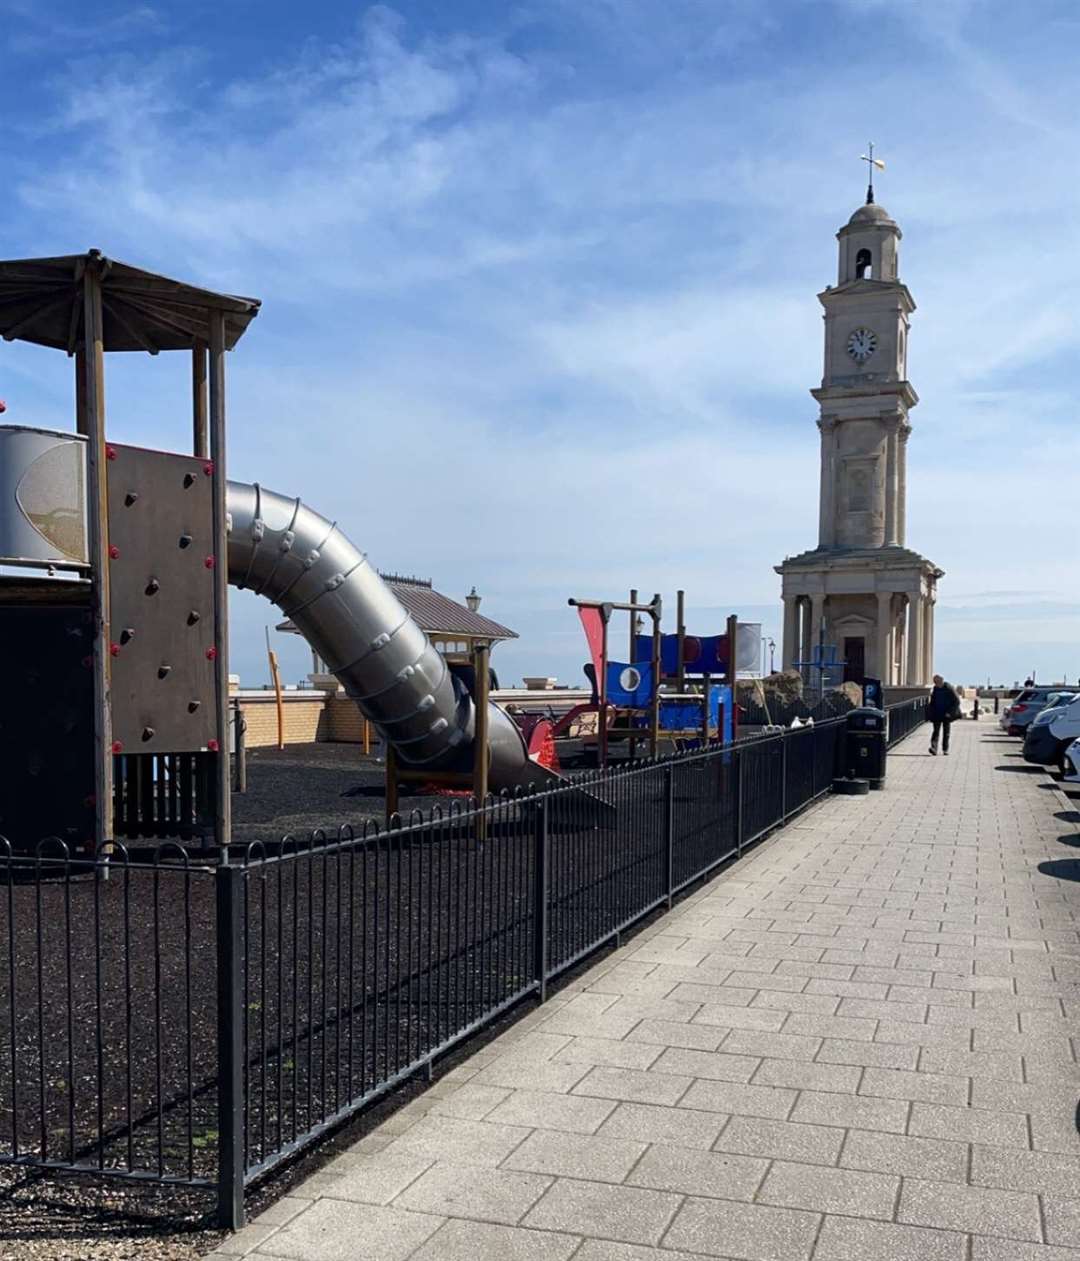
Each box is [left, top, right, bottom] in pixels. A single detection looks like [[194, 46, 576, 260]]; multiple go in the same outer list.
[[847, 327, 877, 363]]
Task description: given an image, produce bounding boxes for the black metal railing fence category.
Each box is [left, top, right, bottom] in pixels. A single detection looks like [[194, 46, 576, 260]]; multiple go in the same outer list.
[[886, 696, 928, 746], [1, 706, 926, 1228]]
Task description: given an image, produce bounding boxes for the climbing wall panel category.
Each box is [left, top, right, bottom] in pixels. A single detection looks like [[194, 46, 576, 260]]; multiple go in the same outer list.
[[106, 444, 218, 753]]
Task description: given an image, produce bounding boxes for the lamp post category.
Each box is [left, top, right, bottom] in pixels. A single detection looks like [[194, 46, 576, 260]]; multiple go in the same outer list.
[[466, 586, 481, 613]]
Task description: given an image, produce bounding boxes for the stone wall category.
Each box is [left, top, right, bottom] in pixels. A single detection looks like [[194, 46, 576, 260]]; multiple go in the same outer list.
[[234, 692, 329, 749], [232, 690, 381, 749]]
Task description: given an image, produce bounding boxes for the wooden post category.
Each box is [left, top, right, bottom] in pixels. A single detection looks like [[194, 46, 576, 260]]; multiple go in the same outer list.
[[598, 608, 609, 769], [627, 589, 638, 761], [649, 596, 662, 757], [74, 346, 89, 436], [192, 338, 208, 457], [234, 703, 247, 794], [265, 628, 285, 750], [473, 642, 490, 835], [208, 311, 232, 849], [363, 717, 371, 757], [83, 262, 113, 849], [726, 613, 739, 743]]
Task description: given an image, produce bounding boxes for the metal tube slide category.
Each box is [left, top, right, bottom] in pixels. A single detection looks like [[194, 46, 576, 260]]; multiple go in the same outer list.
[[226, 481, 545, 791]]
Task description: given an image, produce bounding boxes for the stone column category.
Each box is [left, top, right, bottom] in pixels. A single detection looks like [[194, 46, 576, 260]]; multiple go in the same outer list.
[[893, 597, 903, 680], [809, 594, 825, 680], [782, 596, 798, 670], [906, 589, 924, 686], [884, 421, 899, 546], [875, 591, 892, 684], [897, 428, 908, 546], [818, 419, 836, 546], [923, 594, 935, 681], [799, 597, 812, 670]]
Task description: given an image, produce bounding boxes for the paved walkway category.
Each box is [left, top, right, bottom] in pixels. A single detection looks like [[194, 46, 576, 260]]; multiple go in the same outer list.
[[213, 717, 1080, 1261]]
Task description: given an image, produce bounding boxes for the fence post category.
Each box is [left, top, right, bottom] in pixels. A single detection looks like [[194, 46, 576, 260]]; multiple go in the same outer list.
[[234, 706, 247, 794], [780, 731, 788, 820], [216, 856, 245, 1230], [734, 745, 744, 856], [664, 763, 674, 908], [533, 796, 549, 1003]]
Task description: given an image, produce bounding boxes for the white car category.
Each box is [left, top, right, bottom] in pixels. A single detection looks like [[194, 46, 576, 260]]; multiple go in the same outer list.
[[1064, 737, 1080, 783]]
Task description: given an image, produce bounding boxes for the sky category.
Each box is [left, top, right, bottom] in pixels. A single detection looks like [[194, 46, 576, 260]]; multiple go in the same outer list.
[[1, 0, 1078, 691]]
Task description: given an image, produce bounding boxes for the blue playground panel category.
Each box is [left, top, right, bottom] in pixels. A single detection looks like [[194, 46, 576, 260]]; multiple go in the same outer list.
[[633, 684, 733, 743]]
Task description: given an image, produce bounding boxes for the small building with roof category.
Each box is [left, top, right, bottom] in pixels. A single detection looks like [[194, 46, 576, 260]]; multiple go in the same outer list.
[[276, 574, 518, 680]]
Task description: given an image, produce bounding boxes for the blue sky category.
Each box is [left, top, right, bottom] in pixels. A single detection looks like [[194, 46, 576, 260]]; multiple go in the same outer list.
[[2, 0, 1078, 689]]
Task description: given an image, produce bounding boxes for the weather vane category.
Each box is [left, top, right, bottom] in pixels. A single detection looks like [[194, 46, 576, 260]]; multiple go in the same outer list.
[[860, 142, 886, 204]]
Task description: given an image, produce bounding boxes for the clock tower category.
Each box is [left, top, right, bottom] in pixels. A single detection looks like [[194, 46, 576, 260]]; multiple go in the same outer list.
[[776, 194, 943, 692]]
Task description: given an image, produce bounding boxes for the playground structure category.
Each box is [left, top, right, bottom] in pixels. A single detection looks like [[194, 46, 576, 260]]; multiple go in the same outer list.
[[0, 251, 560, 854], [558, 590, 759, 766]]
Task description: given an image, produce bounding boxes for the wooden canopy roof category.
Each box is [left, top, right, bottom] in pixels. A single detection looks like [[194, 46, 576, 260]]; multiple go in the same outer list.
[[0, 250, 260, 354], [277, 575, 518, 644]]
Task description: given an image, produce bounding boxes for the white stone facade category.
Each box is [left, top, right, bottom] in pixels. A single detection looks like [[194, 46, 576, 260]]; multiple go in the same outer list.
[[776, 199, 942, 689]]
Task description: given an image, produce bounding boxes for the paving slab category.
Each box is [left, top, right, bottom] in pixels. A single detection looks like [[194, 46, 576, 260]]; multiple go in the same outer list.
[[240, 718, 1080, 1261]]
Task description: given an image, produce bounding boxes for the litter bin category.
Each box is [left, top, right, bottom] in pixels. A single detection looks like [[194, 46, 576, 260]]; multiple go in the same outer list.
[[842, 705, 887, 789]]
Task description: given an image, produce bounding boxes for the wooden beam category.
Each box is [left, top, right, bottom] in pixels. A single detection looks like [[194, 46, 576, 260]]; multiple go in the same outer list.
[[1, 292, 74, 343], [472, 641, 490, 843], [209, 311, 232, 850], [74, 346, 89, 436], [102, 296, 159, 355], [83, 264, 113, 848], [192, 339, 208, 457], [106, 280, 258, 315], [65, 282, 83, 355]]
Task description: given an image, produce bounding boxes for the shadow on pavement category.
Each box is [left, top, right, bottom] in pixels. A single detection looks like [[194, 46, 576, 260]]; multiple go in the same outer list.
[[1037, 858, 1080, 882], [995, 764, 1044, 773]]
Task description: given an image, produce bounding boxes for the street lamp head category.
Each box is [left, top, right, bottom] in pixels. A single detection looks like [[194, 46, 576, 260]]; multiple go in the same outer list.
[[465, 586, 481, 613]]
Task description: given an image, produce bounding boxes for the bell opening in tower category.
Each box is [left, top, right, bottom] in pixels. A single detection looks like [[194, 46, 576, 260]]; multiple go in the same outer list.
[[855, 247, 872, 280]]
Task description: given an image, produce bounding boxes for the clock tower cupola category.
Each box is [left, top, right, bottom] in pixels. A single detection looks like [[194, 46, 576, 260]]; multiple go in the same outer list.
[[814, 198, 916, 548]]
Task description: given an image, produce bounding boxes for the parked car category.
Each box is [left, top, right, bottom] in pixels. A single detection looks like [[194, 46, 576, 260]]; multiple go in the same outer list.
[[1063, 737, 1080, 783], [1022, 695, 1080, 771], [1001, 688, 1076, 736], [1028, 693, 1078, 731]]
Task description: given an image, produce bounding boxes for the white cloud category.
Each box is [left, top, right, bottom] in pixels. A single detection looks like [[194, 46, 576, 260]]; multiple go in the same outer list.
[[2, 0, 1077, 690]]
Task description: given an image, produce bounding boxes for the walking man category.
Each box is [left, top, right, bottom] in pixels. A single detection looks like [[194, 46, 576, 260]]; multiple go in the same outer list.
[[928, 674, 960, 755]]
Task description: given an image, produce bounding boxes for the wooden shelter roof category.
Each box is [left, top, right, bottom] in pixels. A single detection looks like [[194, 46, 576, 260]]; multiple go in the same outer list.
[[277, 575, 518, 643], [0, 250, 260, 354]]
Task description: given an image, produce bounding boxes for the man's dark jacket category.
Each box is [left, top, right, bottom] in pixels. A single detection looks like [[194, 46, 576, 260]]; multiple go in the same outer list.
[[928, 682, 960, 721]]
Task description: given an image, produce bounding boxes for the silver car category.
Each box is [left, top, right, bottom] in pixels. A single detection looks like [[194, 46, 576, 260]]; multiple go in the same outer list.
[[1001, 687, 1076, 735]]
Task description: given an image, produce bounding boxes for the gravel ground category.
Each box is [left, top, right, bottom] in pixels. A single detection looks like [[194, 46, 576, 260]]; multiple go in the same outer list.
[[231, 743, 432, 845], [0, 744, 413, 1260], [0, 1170, 214, 1261], [0, 743, 733, 1257]]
